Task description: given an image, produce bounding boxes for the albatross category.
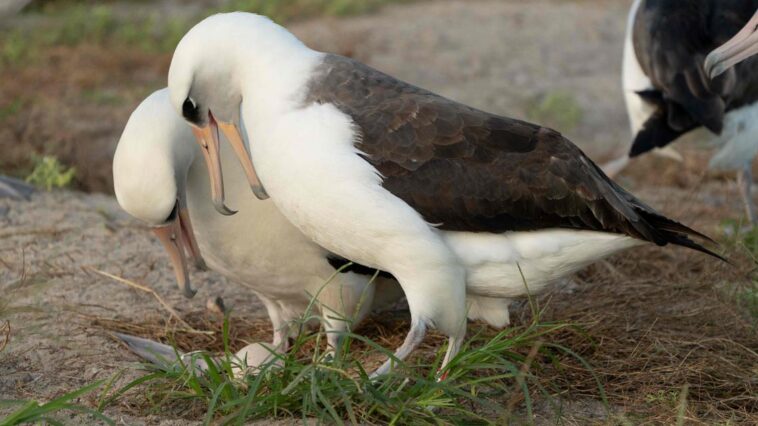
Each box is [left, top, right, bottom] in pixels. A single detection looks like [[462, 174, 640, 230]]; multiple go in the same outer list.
[[616, 0, 758, 224], [166, 13, 723, 377], [113, 88, 403, 358]]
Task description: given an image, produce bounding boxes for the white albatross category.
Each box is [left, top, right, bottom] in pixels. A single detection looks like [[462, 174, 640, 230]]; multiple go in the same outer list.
[[113, 88, 403, 362], [166, 13, 724, 378]]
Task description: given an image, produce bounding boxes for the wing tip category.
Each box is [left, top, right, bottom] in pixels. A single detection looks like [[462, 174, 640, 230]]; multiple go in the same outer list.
[[638, 210, 729, 263]]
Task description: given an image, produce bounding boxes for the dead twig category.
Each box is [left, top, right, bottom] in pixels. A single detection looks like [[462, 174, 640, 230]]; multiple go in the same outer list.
[[83, 266, 211, 335], [0, 320, 10, 352]]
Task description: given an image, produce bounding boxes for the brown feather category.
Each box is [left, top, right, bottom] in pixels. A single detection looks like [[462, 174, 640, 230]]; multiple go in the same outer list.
[[303, 54, 721, 257]]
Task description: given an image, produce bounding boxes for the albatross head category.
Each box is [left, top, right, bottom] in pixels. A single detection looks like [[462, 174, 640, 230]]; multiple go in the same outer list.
[[114, 89, 207, 298], [167, 12, 305, 206], [705, 9, 758, 79]]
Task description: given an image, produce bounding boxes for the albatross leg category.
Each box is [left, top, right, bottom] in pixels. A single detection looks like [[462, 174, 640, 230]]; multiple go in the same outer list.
[[737, 162, 757, 227], [258, 294, 290, 352], [437, 334, 464, 381], [370, 319, 427, 379], [321, 308, 347, 359]]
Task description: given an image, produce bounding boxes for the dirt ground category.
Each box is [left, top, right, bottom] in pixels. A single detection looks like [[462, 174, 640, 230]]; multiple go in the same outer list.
[[1, 0, 757, 424]]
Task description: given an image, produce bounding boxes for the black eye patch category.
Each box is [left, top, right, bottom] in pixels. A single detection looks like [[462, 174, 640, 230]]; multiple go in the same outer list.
[[182, 97, 201, 124]]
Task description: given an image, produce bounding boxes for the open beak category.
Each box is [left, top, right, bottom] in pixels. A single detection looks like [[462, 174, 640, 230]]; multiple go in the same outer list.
[[152, 203, 200, 298], [216, 121, 269, 200], [705, 11, 758, 79], [191, 118, 237, 216]]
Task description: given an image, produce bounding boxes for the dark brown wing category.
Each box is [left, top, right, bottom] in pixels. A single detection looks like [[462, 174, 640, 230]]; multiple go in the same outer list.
[[631, 0, 758, 155], [304, 54, 722, 257]]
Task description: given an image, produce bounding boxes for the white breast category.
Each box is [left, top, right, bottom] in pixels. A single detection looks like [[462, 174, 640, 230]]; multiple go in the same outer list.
[[185, 138, 347, 307]]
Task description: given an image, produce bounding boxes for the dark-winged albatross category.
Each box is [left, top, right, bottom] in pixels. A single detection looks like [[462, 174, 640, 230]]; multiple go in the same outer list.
[[618, 0, 758, 224], [166, 13, 723, 378], [113, 88, 403, 360]]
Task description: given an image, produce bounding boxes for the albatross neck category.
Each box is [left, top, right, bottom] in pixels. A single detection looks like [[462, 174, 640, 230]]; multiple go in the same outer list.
[[236, 39, 323, 120]]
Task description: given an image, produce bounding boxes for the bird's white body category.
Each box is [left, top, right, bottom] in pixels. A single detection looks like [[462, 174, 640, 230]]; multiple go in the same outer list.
[[114, 89, 402, 349]]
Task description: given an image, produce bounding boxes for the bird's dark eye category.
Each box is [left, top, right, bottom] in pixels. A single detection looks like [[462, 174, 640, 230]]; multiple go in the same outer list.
[[182, 97, 201, 124]]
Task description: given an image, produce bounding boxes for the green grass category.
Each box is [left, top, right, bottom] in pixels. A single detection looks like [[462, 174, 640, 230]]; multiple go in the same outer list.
[[526, 91, 583, 133], [99, 311, 601, 424], [0, 380, 114, 426], [25, 155, 76, 191], [0, 267, 601, 424], [82, 88, 124, 106], [0, 32, 30, 68], [99, 268, 602, 423], [0, 0, 409, 66], [0, 99, 23, 123], [51, 4, 117, 46], [221, 0, 408, 22], [718, 220, 758, 320]]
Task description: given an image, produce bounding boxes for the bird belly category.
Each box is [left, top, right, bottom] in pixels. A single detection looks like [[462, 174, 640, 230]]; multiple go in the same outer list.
[[442, 229, 641, 298]]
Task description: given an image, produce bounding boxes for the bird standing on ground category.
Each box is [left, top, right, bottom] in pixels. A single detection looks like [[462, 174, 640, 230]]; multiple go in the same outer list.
[[113, 88, 403, 362], [616, 0, 758, 225], [166, 13, 722, 378]]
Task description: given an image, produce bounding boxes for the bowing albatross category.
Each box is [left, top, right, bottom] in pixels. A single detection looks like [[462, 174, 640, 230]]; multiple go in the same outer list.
[[166, 13, 723, 377], [618, 0, 758, 223], [113, 88, 403, 356]]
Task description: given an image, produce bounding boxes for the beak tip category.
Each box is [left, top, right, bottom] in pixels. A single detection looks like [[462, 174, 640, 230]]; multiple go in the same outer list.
[[703, 56, 718, 79], [195, 259, 208, 271], [709, 64, 725, 80], [183, 287, 197, 299], [252, 186, 270, 200], [213, 200, 238, 216]]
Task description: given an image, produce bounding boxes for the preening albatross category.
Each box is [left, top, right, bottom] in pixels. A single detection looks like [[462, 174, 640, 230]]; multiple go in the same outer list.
[[113, 88, 403, 356], [618, 0, 758, 224], [166, 13, 723, 377]]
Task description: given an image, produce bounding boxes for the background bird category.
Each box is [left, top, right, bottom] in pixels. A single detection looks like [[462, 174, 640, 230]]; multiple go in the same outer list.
[[614, 0, 758, 225]]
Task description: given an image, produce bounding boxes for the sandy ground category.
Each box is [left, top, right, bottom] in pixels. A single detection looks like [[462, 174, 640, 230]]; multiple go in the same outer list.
[[1, 0, 756, 424]]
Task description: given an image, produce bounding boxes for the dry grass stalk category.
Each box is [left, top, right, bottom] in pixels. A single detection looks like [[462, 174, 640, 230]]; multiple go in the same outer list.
[[83, 266, 210, 335]]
